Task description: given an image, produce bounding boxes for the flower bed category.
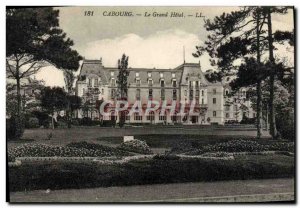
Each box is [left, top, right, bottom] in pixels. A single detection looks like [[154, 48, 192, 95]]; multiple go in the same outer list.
[[8, 143, 131, 158], [67, 141, 132, 156], [180, 139, 294, 155], [118, 139, 153, 154]]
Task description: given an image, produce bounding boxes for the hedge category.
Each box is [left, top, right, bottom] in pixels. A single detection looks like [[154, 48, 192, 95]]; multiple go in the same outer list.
[[8, 154, 294, 192]]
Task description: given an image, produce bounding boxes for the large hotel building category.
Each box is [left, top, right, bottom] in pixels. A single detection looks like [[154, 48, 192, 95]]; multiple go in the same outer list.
[[75, 59, 256, 125]]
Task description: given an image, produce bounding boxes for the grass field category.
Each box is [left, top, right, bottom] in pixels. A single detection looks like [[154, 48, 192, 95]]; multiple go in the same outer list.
[[8, 126, 268, 148]]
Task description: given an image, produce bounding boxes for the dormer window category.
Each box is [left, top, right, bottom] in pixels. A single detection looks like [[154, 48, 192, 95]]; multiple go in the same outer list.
[[225, 89, 229, 96]]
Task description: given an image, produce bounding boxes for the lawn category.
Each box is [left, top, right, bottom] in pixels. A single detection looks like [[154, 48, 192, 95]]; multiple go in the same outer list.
[[8, 127, 268, 150]]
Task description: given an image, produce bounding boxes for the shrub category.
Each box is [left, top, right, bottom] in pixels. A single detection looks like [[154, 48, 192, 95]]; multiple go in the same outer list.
[[57, 121, 68, 128], [118, 139, 153, 154], [25, 117, 40, 128], [6, 114, 25, 140], [153, 154, 180, 160], [8, 152, 15, 162], [71, 119, 79, 126]]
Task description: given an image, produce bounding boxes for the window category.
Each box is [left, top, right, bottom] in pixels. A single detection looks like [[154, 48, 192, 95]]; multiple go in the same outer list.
[[196, 90, 200, 97], [136, 72, 139, 77], [88, 78, 92, 87], [172, 73, 176, 78], [253, 113, 256, 118], [225, 105, 230, 111], [213, 98, 216, 104], [136, 89, 141, 100], [111, 89, 116, 99], [226, 113, 229, 118], [160, 72, 164, 78], [171, 114, 179, 122], [159, 114, 166, 121], [172, 80, 177, 87], [101, 89, 104, 94], [196, 81, 199, 87], [184, 90, 187, 96], [134, 113, 142, 121], [136, 79, 141, 86], [82, 88, 85, 95], [111, 78, 116, 87], [213, 111, 217, 117], [161, 89, 165, 100], [189, 90, 193, 100], [147, 111, 155, 121], [202, 98, 204, 104], [160, 80, 165, 87], [226, 77, 230, 81], [173, 89, 177, 100], [110, 71, 114, 76], [149, 89, 153, 99], [94, 78, 98, 87], [189, 81, 192, 88], [213, 89, 217, 94], [201, 90, 204, 96], [148, 72, 152, 77], [148, 79, 153, 86]]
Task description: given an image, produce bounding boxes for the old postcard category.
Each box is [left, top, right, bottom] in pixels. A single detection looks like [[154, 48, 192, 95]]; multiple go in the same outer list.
[[6, 6, 295, 203]]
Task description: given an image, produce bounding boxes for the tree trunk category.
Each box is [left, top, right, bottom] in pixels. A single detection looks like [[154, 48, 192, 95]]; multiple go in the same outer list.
[[267, 8, 279, 139], [15, 75, 23, 139], [256, 81, 263, 138], [256, 9, 263, 139], [52, 114, 55, 129]]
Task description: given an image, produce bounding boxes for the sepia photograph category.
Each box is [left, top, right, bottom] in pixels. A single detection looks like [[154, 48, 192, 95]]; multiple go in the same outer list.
[[6, 6, 295, 203]]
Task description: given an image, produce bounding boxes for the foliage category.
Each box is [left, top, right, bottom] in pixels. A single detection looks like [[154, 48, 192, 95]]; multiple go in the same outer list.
[[118, 139, 153, 154], [6, 7, 82, 138], [40, 87, 68, 114], [117, 54, 130, 127], [6, 8, 82, 70], [25, 117, 40, 128]]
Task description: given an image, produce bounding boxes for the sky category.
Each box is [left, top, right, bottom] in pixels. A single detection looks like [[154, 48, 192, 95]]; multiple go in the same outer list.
[[34, 6, 294, 87]]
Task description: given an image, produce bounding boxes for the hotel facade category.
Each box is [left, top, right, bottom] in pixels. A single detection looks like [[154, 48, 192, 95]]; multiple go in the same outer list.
[[75, 59, 256, 125]]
